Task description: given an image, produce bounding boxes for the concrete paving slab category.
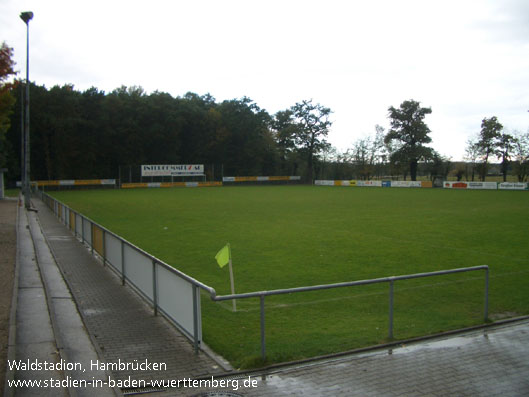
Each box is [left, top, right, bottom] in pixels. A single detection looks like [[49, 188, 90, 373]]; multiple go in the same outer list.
[[14, 288, 55, 345]]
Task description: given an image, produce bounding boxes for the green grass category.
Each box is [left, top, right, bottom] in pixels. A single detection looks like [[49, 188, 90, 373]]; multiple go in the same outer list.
[[49, 186, 529, 368], [4, 188, 20, 198]]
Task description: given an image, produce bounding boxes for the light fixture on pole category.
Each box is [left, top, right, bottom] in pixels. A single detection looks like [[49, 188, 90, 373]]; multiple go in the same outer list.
[[20, 11, 33, 209]]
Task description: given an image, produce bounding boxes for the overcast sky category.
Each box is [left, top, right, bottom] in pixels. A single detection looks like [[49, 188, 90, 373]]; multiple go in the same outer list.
[[1, 0, 528, 160]]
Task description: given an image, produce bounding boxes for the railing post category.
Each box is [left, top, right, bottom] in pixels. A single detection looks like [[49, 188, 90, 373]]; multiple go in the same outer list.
[[121, 240, 125, 286], [193, 285, 199, 354], [152, 260, 158, 316], [484, 267, 489, 322], [73, 212, 77, 238], [260, 295, 266, 361], [81, 217, 85, 244], [388, 278, 394, 340], [102, 229, 106, 266]]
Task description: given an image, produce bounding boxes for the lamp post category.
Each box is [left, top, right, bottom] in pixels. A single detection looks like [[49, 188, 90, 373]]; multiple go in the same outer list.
[[20, 11, 33, 209]]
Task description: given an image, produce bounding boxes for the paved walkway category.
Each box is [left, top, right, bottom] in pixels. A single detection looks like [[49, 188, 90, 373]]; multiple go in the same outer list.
[[6, 198, 529, 396], [175, 320, 529, 396]]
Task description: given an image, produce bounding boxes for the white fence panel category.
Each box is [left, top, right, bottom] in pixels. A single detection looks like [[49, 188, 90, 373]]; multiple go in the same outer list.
[[105, 232, 122, 273], [123, 244, 154, 301], [157, 265, 201, 341], [83, 219, 92, 246]]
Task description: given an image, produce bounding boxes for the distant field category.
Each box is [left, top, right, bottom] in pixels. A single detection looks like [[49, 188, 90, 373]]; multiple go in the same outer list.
[[4, 188, 19, 198], [50, 186, 529, 368]]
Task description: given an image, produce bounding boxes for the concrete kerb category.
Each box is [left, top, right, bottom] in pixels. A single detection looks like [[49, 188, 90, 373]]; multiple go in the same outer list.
[[3, 198, 21, 397], [27, 202, 120, 396]]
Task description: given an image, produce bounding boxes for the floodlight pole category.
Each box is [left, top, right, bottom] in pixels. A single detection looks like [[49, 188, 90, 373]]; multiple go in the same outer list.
[[20, 11, 33, 209]]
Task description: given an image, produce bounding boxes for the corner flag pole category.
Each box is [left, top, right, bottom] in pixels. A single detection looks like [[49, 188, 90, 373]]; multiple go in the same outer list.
[[215, 243, 236, 312], [228, 247, 236, 312]]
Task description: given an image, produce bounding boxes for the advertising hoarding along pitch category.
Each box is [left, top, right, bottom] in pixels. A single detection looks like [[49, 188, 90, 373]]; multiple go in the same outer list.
[[141, 165, 204, 177], [443, 181, 498, 190], [498, 182, 528, 190], [390, 181, 422, 188]]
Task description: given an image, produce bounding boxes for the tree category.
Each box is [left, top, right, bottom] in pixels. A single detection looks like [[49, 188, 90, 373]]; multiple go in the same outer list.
[[464, 138, 480, 181], [496, 131, 515, 182], [370, 125, 388, 178], [512, 130, 529, 182], [350, 137, 370, 180], [272, 109, 298, 174], [216, 97, 274, 175], [476, 116, 503, 181], [348, 126, 386, 180], [384, 99, 433, 181], [426, 151, 451, 181], [0, 42, 17, 168], [290, 99, 332, 182]]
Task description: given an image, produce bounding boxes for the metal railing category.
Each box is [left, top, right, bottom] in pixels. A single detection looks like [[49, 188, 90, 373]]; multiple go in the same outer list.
[[207, 266, 489, 360], [37, 190, 212, 353]]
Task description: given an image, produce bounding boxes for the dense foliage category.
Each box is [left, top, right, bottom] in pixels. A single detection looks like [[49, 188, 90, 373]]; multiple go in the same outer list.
[[4, 83, 332, 183], [0, 42, 17, 168]]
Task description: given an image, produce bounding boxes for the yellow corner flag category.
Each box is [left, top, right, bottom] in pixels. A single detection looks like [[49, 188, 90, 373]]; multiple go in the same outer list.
[[215, 243, 230, 268]]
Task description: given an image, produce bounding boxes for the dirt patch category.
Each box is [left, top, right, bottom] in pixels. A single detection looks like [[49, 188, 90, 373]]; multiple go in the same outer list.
[[489, 311, 520, 321], [0, 199, 17, 392]]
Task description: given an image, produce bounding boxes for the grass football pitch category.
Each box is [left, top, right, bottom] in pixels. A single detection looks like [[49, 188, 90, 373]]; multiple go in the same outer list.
[[50, 185, 529, 368]]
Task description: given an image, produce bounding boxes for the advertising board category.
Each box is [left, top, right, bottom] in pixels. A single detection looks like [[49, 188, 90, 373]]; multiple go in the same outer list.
[[357, 180, 382, 187], [141, 164, 204, 177], [444, 181, 498, 190], [391, 181, 422, 188], [315, 180, 334, 186], [498, 182, 528, 190]]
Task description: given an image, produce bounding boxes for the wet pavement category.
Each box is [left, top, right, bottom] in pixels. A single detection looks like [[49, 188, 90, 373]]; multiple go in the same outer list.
[[168, 318, 529, 396]]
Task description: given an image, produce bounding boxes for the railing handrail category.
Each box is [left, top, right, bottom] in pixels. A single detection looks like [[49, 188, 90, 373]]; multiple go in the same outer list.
[[210, 265, 489, 361], [210, 265, 489, 301]]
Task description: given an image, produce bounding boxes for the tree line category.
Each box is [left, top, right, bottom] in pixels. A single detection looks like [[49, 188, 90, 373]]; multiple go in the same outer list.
[[340, 102, 529, 182], [3, 83, 334, 183], [1, 42, 528, 184]]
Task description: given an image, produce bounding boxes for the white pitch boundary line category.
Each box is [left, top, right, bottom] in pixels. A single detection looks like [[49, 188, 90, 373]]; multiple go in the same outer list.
[[209, 270, 529, 313]]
